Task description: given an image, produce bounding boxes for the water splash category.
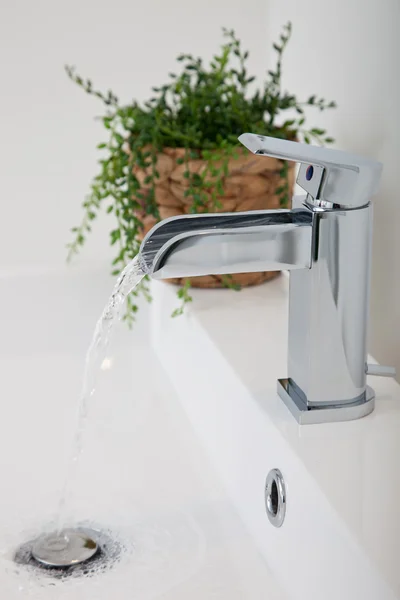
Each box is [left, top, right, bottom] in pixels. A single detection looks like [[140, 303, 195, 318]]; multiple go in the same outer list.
[[57, 257, 144, 531]]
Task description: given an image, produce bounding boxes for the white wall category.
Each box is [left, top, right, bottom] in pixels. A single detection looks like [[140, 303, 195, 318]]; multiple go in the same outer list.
[[0, 0, 267, 269], [266, 0, 400, 375]]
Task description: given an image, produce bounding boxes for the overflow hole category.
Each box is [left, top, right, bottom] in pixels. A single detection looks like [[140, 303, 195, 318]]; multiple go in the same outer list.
[[265, 469, 286, 528]]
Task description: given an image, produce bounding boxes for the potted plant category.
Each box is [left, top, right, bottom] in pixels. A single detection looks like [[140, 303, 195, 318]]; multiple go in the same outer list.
[[66, 22, 336, 324]]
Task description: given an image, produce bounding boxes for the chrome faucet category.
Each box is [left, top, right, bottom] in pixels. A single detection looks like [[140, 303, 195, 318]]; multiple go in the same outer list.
[[139, 133, 393, 424]]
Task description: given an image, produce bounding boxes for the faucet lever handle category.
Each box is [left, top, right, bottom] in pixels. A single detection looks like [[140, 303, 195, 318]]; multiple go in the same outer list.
[[238, 133, 382, 209]]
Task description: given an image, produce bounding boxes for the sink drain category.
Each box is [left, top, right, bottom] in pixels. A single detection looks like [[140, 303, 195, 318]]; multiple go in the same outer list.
[[14, 526, 123, 579], [265, 469, 286, 528], [31, 528, 99, 567]]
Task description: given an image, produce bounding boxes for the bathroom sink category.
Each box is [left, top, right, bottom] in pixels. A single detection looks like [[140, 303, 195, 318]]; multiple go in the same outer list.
[[0, 267, 286, 599], [151, 275, 400, 600]]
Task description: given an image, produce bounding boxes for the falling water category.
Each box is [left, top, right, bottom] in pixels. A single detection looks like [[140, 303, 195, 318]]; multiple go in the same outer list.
[[56, 256, 145, 532]]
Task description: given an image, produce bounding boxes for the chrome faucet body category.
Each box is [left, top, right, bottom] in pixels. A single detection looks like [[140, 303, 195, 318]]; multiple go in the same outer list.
[[140, 134, 385, 424]]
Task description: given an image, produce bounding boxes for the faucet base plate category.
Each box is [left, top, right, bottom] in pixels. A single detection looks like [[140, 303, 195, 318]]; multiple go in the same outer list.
[[277, 379, 375, 425]]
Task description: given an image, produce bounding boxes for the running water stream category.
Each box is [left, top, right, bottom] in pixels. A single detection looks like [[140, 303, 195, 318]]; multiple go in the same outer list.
[[56, 256, 145, 533]]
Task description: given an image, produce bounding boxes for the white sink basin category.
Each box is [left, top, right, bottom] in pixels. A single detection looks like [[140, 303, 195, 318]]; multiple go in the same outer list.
[[151, 275, 400, 600], [0, 268, 286, 599]]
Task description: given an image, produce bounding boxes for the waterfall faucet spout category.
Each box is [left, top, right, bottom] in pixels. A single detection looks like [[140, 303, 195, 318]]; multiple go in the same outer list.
[[139, 134, 385, 424], [140, 208, 313, 280]]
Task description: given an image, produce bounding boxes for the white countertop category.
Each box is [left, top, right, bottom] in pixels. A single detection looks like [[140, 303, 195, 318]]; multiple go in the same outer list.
[[152, 274, 400, 600]]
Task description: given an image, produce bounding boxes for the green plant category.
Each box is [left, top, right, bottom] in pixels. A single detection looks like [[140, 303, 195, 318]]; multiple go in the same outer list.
[[66, 22, 336, 324]]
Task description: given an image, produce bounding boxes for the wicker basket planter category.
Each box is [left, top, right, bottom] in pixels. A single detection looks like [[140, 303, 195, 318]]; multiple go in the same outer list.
[[135, 148, 295, 288]]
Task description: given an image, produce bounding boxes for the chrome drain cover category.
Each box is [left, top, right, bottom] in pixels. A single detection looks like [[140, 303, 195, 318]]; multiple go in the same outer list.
[[14, 525, 123, 578], [31, 528, 98, 567]]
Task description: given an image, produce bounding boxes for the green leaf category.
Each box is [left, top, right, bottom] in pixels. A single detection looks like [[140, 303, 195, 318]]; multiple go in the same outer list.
[[221, 275, 241, 291], [110, 229, 121, 245]]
